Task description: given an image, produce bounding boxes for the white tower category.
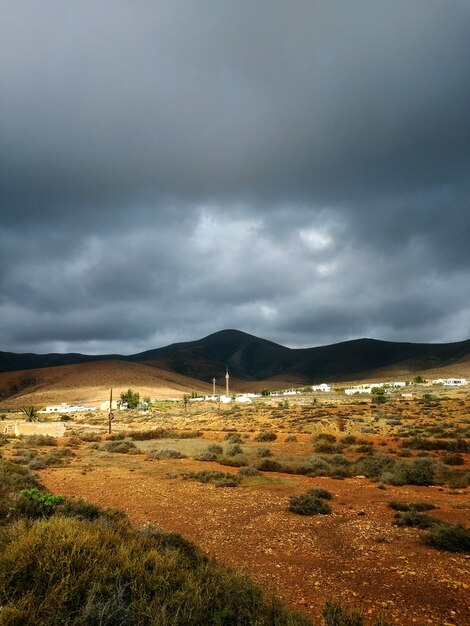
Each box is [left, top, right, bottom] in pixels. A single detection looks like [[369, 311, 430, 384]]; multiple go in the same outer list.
[[225, 366, 230, 396]]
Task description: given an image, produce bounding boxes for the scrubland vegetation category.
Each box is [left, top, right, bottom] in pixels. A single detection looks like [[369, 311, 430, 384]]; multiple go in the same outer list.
[[1, 389, 469, 624]]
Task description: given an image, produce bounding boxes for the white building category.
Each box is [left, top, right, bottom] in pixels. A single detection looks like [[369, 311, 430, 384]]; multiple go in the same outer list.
[[311, 383, 331, 392], [443, 378, 467, 386], [235, 395, 252, 403]]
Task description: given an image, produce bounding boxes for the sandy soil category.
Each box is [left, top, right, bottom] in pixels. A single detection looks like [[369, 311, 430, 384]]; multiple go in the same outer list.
[[41, 452, 470, 626]]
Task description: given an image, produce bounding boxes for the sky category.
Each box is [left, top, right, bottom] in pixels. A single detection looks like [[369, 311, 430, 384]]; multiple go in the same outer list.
[[1, 1, 470, 355]]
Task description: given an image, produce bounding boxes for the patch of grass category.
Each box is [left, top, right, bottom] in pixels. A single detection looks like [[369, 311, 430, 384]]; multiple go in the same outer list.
[[323, 600, 395, 625]]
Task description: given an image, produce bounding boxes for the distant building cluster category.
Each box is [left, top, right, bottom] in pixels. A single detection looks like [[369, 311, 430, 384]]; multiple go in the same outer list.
[[344, 382, 406, 395], [41, 403, 97, 413], [432, 378, 467, 386]]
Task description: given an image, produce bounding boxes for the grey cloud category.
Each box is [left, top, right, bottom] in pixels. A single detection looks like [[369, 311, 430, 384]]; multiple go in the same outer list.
[[0, 1, 469, 353]]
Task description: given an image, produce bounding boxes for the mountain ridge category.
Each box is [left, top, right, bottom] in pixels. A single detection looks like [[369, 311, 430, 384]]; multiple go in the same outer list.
[[2, 329, 470, 384]]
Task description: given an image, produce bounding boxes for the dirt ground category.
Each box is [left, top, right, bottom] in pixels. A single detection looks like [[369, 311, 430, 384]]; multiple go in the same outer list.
[[41, 450, 470, 626]]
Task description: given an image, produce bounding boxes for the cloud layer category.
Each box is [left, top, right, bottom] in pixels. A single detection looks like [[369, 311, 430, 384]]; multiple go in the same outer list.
[[1, 1, 469, 353]]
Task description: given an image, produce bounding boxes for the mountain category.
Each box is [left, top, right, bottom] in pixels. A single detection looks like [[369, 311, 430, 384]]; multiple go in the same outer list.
[[2, 330, 470, 390]]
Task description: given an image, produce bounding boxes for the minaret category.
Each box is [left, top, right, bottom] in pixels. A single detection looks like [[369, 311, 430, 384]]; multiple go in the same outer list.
[[225, 366, 230, 396]]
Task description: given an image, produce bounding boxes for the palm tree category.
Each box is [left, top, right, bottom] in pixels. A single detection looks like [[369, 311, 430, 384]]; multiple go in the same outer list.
[[20, 405, 43, 422]]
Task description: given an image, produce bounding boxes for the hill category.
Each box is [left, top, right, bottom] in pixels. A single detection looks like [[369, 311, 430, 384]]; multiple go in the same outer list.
[[1, 330, 470, 405], [0, 360, 211, 407]]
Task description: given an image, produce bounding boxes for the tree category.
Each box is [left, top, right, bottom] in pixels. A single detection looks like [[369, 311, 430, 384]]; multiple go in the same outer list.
[[371, 388, 387, 404], [414, 375, 425, 384], [120, 389, 140, 409], [20, 406, 43, 422]]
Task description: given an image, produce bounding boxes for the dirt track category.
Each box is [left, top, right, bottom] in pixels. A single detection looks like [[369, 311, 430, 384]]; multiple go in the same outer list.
[[42, 455, 470, 626]]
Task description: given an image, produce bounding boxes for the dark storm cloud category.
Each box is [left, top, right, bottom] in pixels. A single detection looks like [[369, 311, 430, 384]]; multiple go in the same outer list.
[[1, 1, 469, 353]]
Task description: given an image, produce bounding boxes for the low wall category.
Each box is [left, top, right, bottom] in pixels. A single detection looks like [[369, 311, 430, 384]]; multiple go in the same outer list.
[[14, 422, 66, 438]]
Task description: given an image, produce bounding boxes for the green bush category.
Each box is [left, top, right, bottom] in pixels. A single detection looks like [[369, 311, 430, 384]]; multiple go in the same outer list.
[[255, 431, 277, 442], [256, 447, 273, 457], [355, 454, 395, 478], [186, 470, 241, 488], [147, 449, 187, 460], [103, 439, 139, 454], [22, 435, 57, 447], [238, 466, 260, 477], [225, 433, 242, 443], [307, 487, 333, 500], [288, 492, 332, 516], [257, 459, 282, 472], [0, 516, 309, 625], [226, 443, 243, 456], [393, 512, 436, 529], [442, 452, 465, 465], [207, 443, 223, 455], [423, 523, 470, 553]]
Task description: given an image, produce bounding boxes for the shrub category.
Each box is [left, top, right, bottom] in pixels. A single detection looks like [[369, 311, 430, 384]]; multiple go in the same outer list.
[[339, 435, 356, 445], [23, 435, 57, 447], [226, 443, 243, 456], [0, 516, 310, 625], [186, 470, 241, 488], [442, 452, 465, 466], [195, 452, 218, 461], [307, 487, 333, 500], [225, 433, 242, 444], [393, 511, 436, 529], [255, 431, 277, 442], [207, 443, 223, 455], [314, 440, 336, 453], [409, 501, 436, 512], [355, 454, 395, 478], [288, 492, 332, 516], [256, 447, 273, 457], [218, 456, 247, 468], [314, 433, 337, 443], [423, 523, 470, 552], [19, 488, 63, 519], [103, 440, 138, 454], [307, 455, 332, 475], [79, 432, 100, 442], [285, 435, 297, 442], [147, 449, 187, 460], [257, 459, 282, 472], [388, 500, 436, 513], [238, 466, 260, 477], [127, 428, 202, 440]]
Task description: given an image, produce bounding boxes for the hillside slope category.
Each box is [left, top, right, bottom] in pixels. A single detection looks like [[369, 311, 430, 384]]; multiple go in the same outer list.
[[1, 330, 470, 392]]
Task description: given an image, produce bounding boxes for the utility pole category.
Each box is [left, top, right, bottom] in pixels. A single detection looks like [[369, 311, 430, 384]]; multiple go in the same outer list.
[[108, 388, 114, 434], [212, 377, 216, 396], [225, 366, 230, 397]]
